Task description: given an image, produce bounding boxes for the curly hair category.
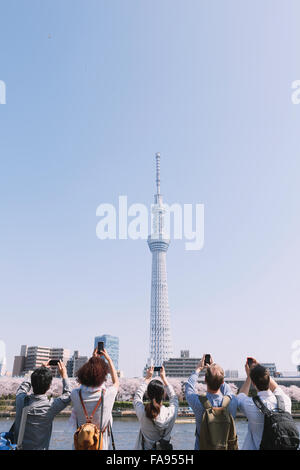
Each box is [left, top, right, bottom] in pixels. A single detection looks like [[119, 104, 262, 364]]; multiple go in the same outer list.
[[76, 356, 109, 387]]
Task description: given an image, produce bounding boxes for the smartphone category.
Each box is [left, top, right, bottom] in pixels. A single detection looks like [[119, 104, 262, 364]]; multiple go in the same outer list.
[[247, 357, 254, 367], [204, 354, 211, 365], [97, 342, 105, 355], [154, 366, 162, 372], [49, 359, 60, 366]]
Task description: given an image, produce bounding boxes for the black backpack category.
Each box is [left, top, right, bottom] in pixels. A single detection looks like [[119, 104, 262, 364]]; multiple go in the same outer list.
[[253, 395, 299, 450]]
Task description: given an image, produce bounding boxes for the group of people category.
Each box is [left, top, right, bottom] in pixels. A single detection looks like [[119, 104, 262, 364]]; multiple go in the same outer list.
[[11, 349, 299, 450]]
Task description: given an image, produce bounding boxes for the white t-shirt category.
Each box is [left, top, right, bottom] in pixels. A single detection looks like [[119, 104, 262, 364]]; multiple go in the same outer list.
[[237, 387, 292, 450]]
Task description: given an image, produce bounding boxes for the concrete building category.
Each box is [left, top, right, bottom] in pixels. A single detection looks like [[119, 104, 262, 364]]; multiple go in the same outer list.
[[147, 153, 173, 367], [49, 348, 71, 377], [20, 345, 28, 357], [94, 335, 119, 370], [261, 363, 277, 377], [24, 346, 51, 372], [163, 351, 201, 378], [12, 345, 70, 377], [280, 370, 300, 377], [67, 351, 88, 377], [12, 355, 26, 377], [225, 370, 239, 379]]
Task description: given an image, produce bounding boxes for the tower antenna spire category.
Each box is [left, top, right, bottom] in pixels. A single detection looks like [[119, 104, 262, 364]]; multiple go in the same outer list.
[[155, 152, 161, 195]]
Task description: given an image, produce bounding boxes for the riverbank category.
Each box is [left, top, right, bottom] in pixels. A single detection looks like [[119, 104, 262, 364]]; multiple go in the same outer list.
[[1, 409, 300, 419]]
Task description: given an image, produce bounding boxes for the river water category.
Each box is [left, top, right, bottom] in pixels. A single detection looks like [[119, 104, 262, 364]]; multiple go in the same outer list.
[[1, 417, 300, 450]]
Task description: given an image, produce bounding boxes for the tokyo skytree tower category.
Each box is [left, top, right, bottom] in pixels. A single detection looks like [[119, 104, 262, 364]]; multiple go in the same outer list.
[[147, 153, 173, 366]]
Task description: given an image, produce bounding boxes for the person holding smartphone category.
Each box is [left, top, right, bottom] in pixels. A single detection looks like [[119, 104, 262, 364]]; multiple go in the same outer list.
[[70, 348, 119, 450], [133, 365, 178, 450], [237, 357, 293, 450], [14, 360, 71, 449], [185, 354, 238, 450]]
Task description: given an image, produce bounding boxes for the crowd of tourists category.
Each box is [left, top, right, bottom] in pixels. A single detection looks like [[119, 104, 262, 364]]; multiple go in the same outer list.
[[1, 349, 299, 451]]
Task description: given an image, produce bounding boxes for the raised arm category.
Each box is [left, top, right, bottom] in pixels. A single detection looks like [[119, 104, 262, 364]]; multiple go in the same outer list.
[[238, 361, 252, 396], [185, 372, 202, 411], [269, 377, 278, 392], [48, 361, 71, 418], [238, 358, 259, 395], [16, 380, 31, 397], [185, 356, 208, 414], [133, 366, 153, 420], [94, 348, 119, 390], [15, 380, 31, 413], [160, 366, 178, 422], [133, 382, 147, 420]]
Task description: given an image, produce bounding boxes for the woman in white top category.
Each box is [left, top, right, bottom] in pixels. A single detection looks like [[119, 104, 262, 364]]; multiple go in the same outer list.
[[70, 348, 119, 450], [133, 366, 179, 450]]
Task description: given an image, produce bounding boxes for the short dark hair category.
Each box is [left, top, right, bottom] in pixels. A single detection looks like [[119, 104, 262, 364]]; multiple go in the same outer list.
[[250, 364, 270, 391], [76, 356, 109, 387], [205, 364, 224, 392], [31, 367, 53, 395]]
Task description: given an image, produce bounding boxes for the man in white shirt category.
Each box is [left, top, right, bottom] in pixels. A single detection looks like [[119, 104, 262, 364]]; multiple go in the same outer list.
[[237, 358, 292, 450]]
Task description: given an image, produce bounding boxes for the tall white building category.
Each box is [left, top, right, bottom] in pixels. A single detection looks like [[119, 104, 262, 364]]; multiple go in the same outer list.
[[147, 153, 173, 366]]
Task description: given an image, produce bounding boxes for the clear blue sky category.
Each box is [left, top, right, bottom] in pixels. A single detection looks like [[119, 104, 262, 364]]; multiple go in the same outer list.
[[1, 0, 300, 376]]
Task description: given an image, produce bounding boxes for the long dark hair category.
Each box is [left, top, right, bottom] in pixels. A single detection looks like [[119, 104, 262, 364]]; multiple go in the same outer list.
[[145, 380, 165, 420]]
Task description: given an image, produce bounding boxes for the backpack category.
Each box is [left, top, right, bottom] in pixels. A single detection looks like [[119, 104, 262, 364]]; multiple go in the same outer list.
[[253, 395, 300, 450], [0, 432, 17, 451], [74, 389, 107, 450], [0, 396, 30, 451], [198, 395, 238, 450]]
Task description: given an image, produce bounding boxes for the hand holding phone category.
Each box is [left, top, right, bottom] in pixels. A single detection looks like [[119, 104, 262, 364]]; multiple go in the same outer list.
[[204, 354, 211, 366], [154, 366, 162, 372], [48, 359, 60, 366], [97, 342, 104, 355], [247, 357, 254, 368]]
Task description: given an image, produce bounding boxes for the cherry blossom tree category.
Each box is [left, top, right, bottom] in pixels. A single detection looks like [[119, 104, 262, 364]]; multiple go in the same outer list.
[[0, 377, 299, 403]]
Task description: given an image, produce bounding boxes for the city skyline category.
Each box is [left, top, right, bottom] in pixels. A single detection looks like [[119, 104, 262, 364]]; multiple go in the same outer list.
[[5, 337, 300, 378], [1, 1, 300, 377]]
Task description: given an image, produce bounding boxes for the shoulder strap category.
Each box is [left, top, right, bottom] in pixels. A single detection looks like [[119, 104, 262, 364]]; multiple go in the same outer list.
[[198, 394, 212, 410], [17, 395, 30, 450], [141, 432, 145, 450], [221, 395, 231, 409], [98, 390, 105, 450], [109, 422, 116, 450], [79, 389, 104, 423], [253, 396, 272, 417]]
